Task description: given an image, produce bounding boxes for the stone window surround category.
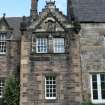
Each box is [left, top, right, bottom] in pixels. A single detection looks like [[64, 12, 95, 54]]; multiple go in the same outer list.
[[90, 73, 105, 104]]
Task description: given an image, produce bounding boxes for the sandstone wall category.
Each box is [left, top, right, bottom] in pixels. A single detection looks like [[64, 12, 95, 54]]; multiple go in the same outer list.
[[0, 40, 20, 79], [80, 23, 105, 101]]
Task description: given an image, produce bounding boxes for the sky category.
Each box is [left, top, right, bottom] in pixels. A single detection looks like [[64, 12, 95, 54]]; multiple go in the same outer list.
[[0, 0, 67, 17]]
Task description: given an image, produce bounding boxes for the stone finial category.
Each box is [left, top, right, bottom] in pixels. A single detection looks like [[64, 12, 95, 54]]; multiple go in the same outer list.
[[3, 13, 6, 18], [23, 16, 26, 22], [20, 16, 27, 32], [46, 0, 55, 4], [73, 20, 81, 34], [45, 0, 56, 9], [0, 13, 13, 31], [46, 0, 55, 2]]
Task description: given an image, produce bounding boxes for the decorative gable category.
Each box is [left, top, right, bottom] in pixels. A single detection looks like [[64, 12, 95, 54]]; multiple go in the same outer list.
[[0, 14, 12, 32], [35, 16, 65, 32], [28, 1, 72, 32]]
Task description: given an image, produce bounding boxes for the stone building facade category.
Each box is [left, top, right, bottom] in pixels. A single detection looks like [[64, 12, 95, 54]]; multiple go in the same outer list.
[[67, 0, 105, 104], [0, 0, 105, 105]]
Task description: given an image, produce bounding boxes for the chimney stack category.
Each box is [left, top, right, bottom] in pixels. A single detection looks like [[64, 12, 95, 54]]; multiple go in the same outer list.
[[31, 0, 38, 19], [67, 0, 75, 21]]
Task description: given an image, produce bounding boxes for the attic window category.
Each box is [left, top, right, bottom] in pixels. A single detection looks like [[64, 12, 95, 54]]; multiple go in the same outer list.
[[36, 38, 48, 53], [0, 33, 6, 54], [53, 38, 65, 53]]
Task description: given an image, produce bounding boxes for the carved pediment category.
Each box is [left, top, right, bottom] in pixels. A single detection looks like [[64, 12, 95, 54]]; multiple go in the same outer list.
[[28, 2, 72, 32], [35, 16, 65, 32]]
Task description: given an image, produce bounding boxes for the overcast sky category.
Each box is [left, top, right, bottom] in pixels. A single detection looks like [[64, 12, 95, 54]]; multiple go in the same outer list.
[[0, 0, 67, 17]]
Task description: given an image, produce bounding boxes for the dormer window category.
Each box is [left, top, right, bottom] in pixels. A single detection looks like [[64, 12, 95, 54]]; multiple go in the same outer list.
[[0, 33, 6, 54], [53, 38, 65, 53], [35, 37, 65, 54], [36, 38, 48, 53]]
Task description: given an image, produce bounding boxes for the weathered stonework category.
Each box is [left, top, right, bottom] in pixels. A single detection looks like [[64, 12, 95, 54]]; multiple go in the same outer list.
[[80, 23, 105, 104], [0, 16, 20, 79], [19, 1, 82, 105], [0, 0, 105, 105]]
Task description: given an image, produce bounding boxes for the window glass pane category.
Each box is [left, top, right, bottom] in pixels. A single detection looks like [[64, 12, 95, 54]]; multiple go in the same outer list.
[[101, 82, 105, 89], [53, 89, 56, 92], [101, 90, 105, 99], [46, 89, 49, 93], [53, 93, 56, 97], [50, 85, 52, 88], [50, 93, 52, 97], [93, 90, 98, 99], [46, 81, 49, 84], [53, 81, 56, 84], [53, 85, 56, 88], [92, 82, 97, 89], [101, 74, 105, 82], [92, 75, 97, 81], [50, 89, 52, 92], [50, 81, 52, 84], [46, 94, 49, 97]]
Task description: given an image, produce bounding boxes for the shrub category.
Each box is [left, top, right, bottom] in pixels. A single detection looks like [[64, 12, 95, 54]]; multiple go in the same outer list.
[[82, 101, 94, 105], [3, 75, 20, 105]]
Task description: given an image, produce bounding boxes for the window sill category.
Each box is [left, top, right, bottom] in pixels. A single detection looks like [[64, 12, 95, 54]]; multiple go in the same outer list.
[[45, 98, 56, 100], [0, 53, 6, 56], [92, 100, 105, 104], [31, 52, 66, 55], [44, 98, 57, 103]]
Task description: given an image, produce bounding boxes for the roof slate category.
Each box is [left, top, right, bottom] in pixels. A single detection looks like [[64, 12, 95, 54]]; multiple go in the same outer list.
[[71, 0, 105, 22], [6, 17, 22, 40]]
